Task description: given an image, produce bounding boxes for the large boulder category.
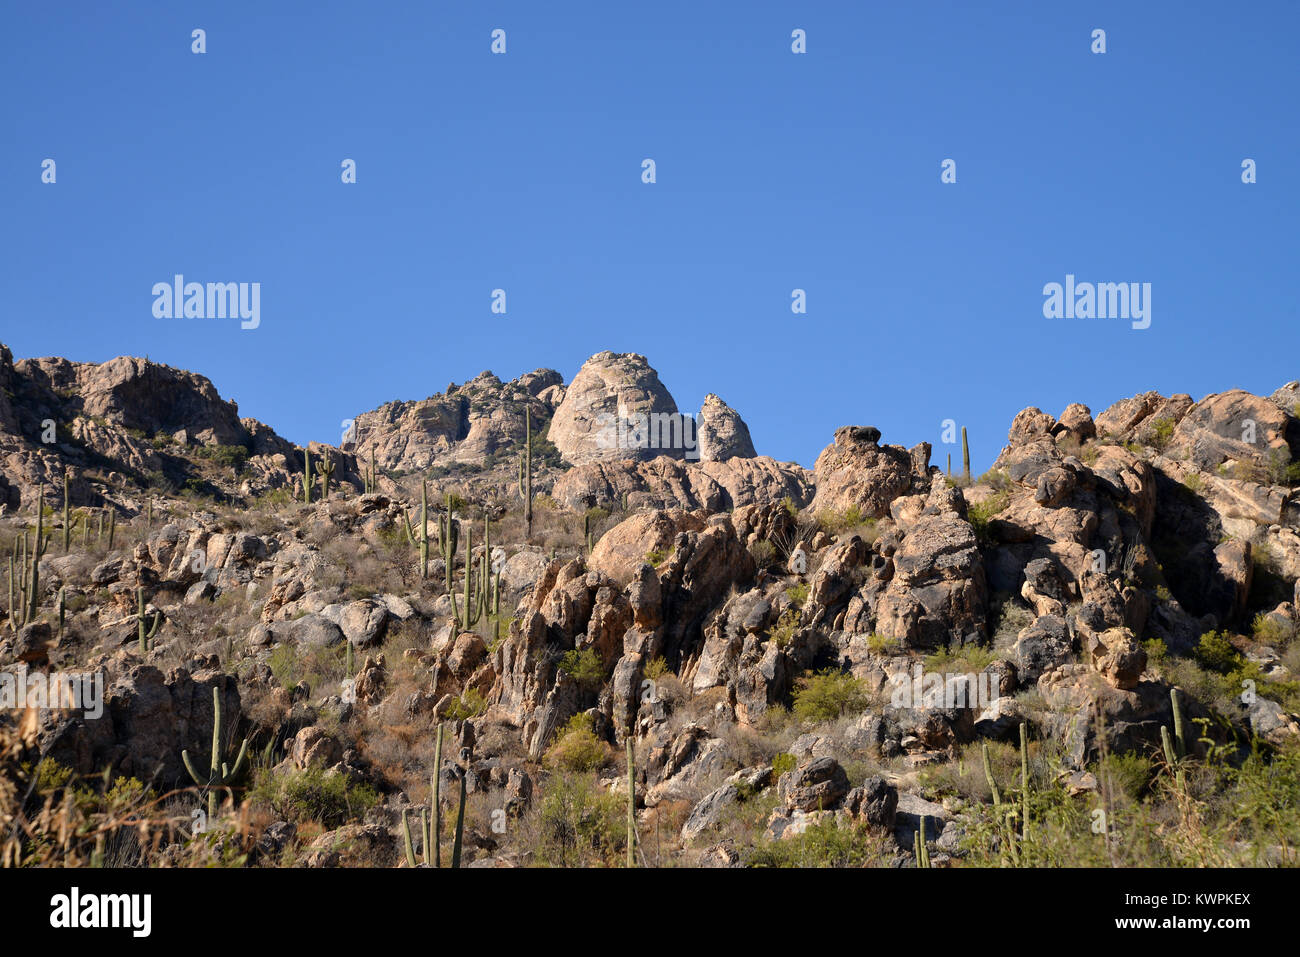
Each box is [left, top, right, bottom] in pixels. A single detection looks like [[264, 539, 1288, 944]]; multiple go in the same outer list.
[[697, 393, 756, 462], [548, 352, 686, 465], [810, 426, 927, 518]]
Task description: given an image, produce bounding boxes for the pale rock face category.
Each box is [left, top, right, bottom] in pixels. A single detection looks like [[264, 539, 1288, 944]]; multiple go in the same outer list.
[[346, 368, 559, 473], [547, 352, 684, 465], [696, 393, 756, 462], [809, 425, 928, 518]]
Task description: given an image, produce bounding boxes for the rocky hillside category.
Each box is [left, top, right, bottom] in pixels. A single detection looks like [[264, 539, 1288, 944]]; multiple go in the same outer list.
[[2, 342, 1299, 868]]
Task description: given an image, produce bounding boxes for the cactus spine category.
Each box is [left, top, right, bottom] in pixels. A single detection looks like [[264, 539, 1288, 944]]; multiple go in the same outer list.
[[961, 426, 971, 484], [182, 685, 250, 821], [136, 586, 162, 654]]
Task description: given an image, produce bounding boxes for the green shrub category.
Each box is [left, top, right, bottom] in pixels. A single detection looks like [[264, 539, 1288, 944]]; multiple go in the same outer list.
[[1149, 417, 1175, 450], [547, 713, 609, 772], [1195, 630, 1243, 674], [771, 752, 797, 778], [967, 491, 1010, 545], [792, 669, 868, 723], [923, 644, 997, 672], [535, 772, 626, 866], [749, 540, 777, 568], [558, 647, 606, 691], [866, 633, 900, 655], [766, 607, 801, 648], [446, 687, 488, 721], [745, 818, 889, 867], [251, 767, 379, 829], [786, 582, 809, 606]]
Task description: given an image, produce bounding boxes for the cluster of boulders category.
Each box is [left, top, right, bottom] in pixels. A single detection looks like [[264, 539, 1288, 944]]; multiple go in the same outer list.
[[4, 341, 1300, 866]]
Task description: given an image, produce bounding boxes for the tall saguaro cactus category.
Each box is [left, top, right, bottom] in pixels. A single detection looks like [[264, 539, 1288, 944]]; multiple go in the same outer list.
[[315, 454, 335, 499], [961, 426, 971, 484], [403, 479, 431, 579], [62, 471, 71, 553], [524, 406, 533, 539], [182, 686, 250, 821], [302, 448, 313, 505], [626, 736, 636, 868]]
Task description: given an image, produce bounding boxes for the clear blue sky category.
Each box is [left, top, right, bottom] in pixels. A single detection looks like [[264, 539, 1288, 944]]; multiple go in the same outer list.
[[3, 1, 1296, 472]]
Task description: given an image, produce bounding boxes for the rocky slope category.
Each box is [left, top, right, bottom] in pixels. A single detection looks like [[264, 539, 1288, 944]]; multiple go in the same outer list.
[[2, 342, 1299, 868]]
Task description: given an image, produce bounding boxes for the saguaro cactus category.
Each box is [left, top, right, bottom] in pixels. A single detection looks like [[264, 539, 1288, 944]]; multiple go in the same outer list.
[[1019, 722, 1030, 847], [62, 471, 71, 553], [136, 586, 162, 654], [403, 479, 431, 579], [961, 426, 971, 484], [451, 746, 471, 868], [303, 448, 312, 505], [524, 406, 534, 539], [626, 736, 636, 868], [315, 454, 336, 499], [182, 686, 250, 821], [364, 447, 378, 494], [1162, 689, 1188, 792], [429, 723, 443, 867]]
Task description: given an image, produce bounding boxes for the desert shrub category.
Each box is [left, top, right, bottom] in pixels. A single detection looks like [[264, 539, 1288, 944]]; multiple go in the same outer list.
[[558, 647, 606, 691], [792, 669, 868, 723], [866, 633, 900, 655], [446, 687, 488, 721], [924, 644, 996, 672], [786, 582, 809, 606], [1252, 612, 1293, 647], [976, 468, 1012, 491], [1149, 417, 1175, 450], [745, 818, 890, 867], [749, 539, 777, 568], [1096, 753, 1154, 802], [1194, 630, 1242, 674], [967, 491, 1010, 545], [766, 607, 801, 648], [547, 713, 609, 772], [770, 752, 797, 778], [644, 656, 670, 681], [534, 772, 625, 867], [251, 767, 379, 829]]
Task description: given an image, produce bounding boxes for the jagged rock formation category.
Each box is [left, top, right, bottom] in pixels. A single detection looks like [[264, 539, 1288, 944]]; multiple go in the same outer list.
[[345, 369, 562, 473], [697, 393, 756, 462], [4, 340, 1300, 868]]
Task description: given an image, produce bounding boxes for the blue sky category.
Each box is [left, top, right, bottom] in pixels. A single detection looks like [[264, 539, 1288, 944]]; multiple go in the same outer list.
[[3, 1, 1296, 472]]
